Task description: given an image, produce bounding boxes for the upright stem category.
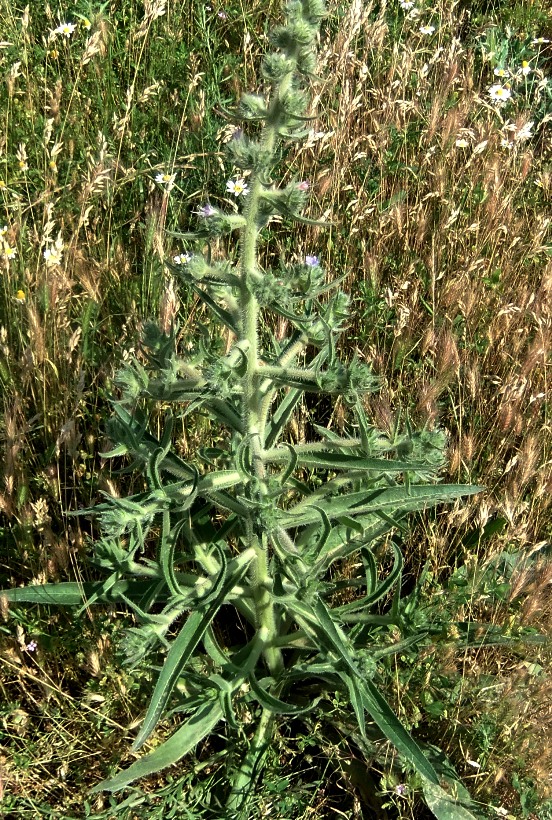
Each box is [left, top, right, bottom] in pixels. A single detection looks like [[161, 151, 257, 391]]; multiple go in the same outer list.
[[238, 69, 296, 678]]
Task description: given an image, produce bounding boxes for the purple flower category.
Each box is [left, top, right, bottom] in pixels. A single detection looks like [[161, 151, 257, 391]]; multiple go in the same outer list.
[[297, 180, 310, 191], [395, 784, 407, 796], [196, 204, 216, 218], [26, 640, 38, 652], [305, 255, 319, 267]]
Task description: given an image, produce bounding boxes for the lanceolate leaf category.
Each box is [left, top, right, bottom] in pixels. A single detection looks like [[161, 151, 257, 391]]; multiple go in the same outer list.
[[265, 449, 433, 474], [335, 542, 403, 615], [91, 698, 224, 793], [132, 547, 255, 751], [0, 579, 164, 608], [249, 674, 321, 715], [422, 779, 483, 820], [285, 484, 483, 528], [357, 676, 439, 785]]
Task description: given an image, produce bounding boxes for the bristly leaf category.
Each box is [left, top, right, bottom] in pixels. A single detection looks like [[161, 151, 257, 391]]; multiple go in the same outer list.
[[92, 699, 224, 793], [132, 546, 255, 751]]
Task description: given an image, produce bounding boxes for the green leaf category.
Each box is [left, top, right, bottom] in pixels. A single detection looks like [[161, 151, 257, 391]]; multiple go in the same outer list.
[[422, 779, 482, 820], [91, 698, 224, 793], [264, 387, 304, 449], [132, 547, 254, 751], [285, 484, 483, 528], [277, 450, 434, 473], [335, 542, 403, 614], [0, 579, 164, 608], [358, 677, 439, 785], [249, 675, 321, 715]]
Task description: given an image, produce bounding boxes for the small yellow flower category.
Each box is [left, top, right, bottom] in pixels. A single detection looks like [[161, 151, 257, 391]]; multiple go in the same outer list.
[[49, 49, 59, 59], [15, 289, 26, 302], [18, 160, 28, 171], [0, 180, 6, 189], [49, 160, 58, 171]]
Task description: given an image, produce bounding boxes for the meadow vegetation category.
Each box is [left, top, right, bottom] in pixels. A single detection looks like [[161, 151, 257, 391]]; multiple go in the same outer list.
[[0, 0, 551, 817]]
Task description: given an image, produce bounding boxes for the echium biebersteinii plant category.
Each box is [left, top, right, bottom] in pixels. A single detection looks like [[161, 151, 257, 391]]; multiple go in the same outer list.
[[2, 1, 482, 815]]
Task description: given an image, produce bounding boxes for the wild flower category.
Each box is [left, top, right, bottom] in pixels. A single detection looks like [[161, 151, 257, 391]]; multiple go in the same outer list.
[[419, 24, 435, 35], [531, 37, 550, 45], [14, 289, 25, 302], [399, 0, 415, 9], [297, 180, 310, 191], [53, 22, 77, 38], [395, 784, 407, 795], [305, 255, 320, 266], [518, 60, 532, 76], [226, 177, 249, 196], [25, 640, 37, 652], [455, 138, 470, 148], [493, 67, 509, 79], [43, 237, 64, 267], [2, 245, 17, 260], [488, 83, 512, 103], [196, 203, 216, 218], [173, 252, 192, 265], [0, 225, 7, 237], [155, 172, 176, 188]]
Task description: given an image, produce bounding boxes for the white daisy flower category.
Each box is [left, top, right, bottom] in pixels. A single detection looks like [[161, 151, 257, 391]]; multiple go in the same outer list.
[[399, 0, 415, 9], [493, 67, 509, 78], [43, 239, 64, 267], [173, 252, 193, 265], [226, 178, 249, 196], [488, 84, 512, 103], [455, 138, 470, 148], [518, 60, 532, 76], [155, 172, 176, 188], [53, 22, 76, 38], [419, 24, 435, 35]]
